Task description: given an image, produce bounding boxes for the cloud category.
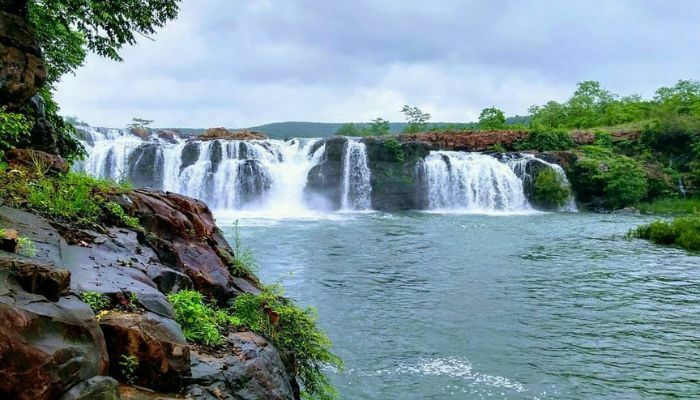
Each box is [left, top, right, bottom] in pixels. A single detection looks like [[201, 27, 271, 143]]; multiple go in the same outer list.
[[55, 0, 700, 128]]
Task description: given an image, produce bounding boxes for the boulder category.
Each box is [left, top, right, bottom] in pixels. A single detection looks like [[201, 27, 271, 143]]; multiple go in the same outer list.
[[99, 312, 191, 390], [0, 252, 70, 301], [0, 10, 46, 109], [186, 331, 295, 400], [200, 128, 267, 141], [127, 144, 164, 189], [0, 228, 18, 252], [0, 268, 109, 400], [59, 376, 120, 400], [305, 136, 346, 209], [6, 148, 70, 174]]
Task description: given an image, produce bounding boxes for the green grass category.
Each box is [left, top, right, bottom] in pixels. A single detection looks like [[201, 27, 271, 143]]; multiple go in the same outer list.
[[0, 166, 139, 229], [634, 198, 700, 215]]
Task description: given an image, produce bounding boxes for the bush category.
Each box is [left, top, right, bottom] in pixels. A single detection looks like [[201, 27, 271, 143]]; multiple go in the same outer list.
[[0, 167, 135, 229], [0, 108, 33, 158], [568, 146, 647, 209], [383, 138, 404, 162], [233, 286, 342, 400], [629, 214, 700, 251], [81, 291, 110, 312], [168, 290, 240, 346], [533, 169, 571, 209], [515, 129, 573, 151]]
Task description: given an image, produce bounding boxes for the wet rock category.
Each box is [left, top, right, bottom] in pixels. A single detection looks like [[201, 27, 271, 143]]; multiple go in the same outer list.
[[6, 148, 70, 174], [59, 376, 120, 400], [180, 142, 201, 171], [127, 144, 164, 189], [0, 268, 109, 400], [305, 136, 346, 210], [99, 312, 191, 390], [398, 130, 529, 152], [0, 228, 18, 252], [0, 252, 70, 301], [200, 127, 267, 141], [0, 10, 46, 109], [186, 331, 295, 400], [154, 129, 181, 143]]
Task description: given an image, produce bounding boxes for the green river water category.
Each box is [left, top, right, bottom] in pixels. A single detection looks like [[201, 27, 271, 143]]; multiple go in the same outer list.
[[219, 211, 700, 399]]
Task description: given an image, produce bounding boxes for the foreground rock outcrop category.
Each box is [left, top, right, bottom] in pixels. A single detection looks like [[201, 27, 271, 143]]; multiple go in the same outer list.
[[0, 189, 297, 400]]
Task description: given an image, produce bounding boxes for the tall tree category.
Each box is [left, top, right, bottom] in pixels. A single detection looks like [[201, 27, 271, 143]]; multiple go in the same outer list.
[[478, 107, 506, 130], [401, 105, 431, 133]]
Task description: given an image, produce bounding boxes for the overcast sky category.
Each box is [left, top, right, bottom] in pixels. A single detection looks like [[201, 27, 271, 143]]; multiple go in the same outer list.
[[55, 0, 700, 128]]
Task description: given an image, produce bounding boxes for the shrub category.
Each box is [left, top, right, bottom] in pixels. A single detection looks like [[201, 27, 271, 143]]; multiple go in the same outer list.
[[0, 167, 134, 229], [515, 129, 573, 151], [81, 291, 110, 312], [383, 138, 404, 162], [168, 290, 240, 346], [533, 169, 571, 209], [629, 213, 700, 251], [233, 286, 342, 400], [0, 108, 33, 158], [230, 219, 258, 277]]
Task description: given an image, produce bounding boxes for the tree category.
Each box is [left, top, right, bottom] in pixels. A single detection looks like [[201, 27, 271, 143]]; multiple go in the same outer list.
[[654, 79, 700, 116], [566, 81, 615, 128], [128, 118, 154, 129], [335, 123, 361, 137], [478, 107, 506, 130], [368, 118, 390, 136], [28, 0, 182, 83], [401, 105, 431, 133]]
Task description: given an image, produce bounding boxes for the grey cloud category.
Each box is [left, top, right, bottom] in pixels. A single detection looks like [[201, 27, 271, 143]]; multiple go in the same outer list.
[[56, 0, 700, 127]]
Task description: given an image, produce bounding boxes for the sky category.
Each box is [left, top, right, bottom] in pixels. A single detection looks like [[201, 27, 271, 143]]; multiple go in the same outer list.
[[55, 0, 700, 128]]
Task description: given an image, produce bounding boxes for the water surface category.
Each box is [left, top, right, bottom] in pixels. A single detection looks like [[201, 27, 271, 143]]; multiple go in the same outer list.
[[220, 212, 700, 399]]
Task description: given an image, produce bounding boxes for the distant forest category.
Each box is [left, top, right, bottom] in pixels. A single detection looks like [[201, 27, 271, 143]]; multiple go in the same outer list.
[[160, 116, 530, 139]]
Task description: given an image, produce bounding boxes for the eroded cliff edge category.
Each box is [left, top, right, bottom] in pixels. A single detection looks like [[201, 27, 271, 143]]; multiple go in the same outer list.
[[0, 176, 300, 400]]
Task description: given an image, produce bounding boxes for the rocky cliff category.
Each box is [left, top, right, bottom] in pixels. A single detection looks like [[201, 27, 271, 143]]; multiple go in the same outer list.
[[0, 186, 298, 400]]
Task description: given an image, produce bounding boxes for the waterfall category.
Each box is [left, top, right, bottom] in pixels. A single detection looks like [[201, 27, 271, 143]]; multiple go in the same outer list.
[[340, 139, 372, 210], [79, 126, 326, 213], [422, 151, 530, 212], [506, 153, 577, 212]]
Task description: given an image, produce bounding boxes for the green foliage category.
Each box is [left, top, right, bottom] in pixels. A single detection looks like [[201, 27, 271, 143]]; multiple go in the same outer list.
[[568, 146, 647, 209], [168, 290, 240, 346], [233, 286, 342, 400], [629, 214, 700, 251], [28, 0, 181, 82], [17, 236, 38, 257], [383, 138, 405, 162], [334, 123, 361, 137], [0, 165, 133, 228], [104, 202, 141, 230], [33, 88, 87, 161], [0, 108, 33, 158], [488, 142, 507, 153], [230, 220, 259, 277], [401, 105, 431, 133], [367, 118, 391, 136], [127, 118, 154, 129], [515, 129, 573, 151], [81, 291, 110, 312], [533, 169, 571, 209], [119, 354, 139, 385], [478, 107, 506, 130]]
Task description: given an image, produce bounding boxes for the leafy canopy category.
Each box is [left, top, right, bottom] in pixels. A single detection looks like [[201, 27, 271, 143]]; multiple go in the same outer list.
[[28, 0, 182, 83], [478, 107, 506, 130]]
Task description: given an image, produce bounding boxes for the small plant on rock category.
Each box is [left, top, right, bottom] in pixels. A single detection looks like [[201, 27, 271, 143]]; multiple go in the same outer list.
[[230, 219, 259, 277], [81, 291, 110, 312], [168, 290, 240, 346], [119, 354, 139, 385]]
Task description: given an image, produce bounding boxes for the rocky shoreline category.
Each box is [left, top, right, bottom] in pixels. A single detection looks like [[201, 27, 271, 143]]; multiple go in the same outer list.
[[0, 187, 299, 400]]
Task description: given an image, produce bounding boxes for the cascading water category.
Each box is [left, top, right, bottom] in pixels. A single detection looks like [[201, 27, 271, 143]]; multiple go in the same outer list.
[[506, 153, 577, 211], [78, 126, 326, 214], [422, 151, 531, 212], [340, 139, 372, 210]]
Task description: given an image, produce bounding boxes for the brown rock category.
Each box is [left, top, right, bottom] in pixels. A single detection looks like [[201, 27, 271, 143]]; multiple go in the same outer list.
[[0, 11, 47, 109], [200, 127, 267, 141], [99, 312, 191, 391], [129, 127, 150, 140], [0, 269, 109, 400], [6, 148, 70, 174], [0, 252, 70, 301], [0, 228, 18, 253], [398, 130, 529, 151], [120, 189, 259, 301]]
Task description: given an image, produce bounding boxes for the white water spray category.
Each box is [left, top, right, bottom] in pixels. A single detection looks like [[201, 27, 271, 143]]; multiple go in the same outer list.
[[340, 139, 372, 210]]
